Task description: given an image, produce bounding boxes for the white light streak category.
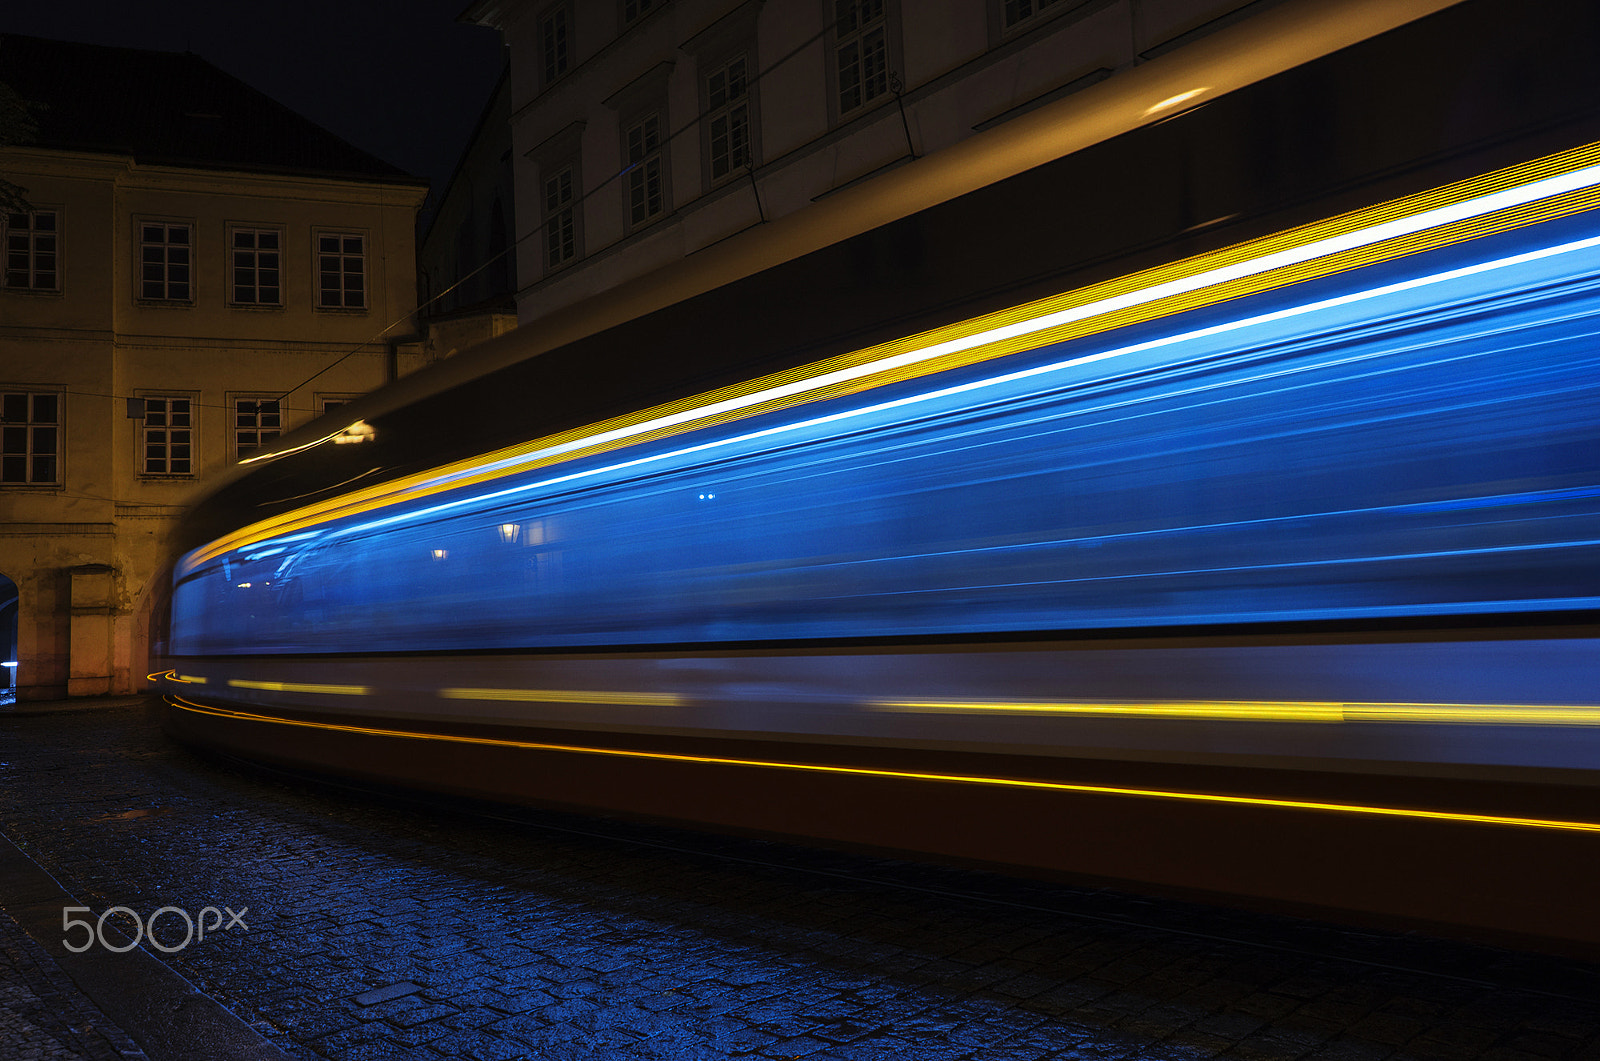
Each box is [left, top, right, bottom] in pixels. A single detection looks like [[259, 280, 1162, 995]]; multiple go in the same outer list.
[[408, 164, 1600, 493]]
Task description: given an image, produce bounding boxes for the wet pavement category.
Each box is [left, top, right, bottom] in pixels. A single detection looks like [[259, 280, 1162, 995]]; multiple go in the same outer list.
[[1, 697, 1598, 1061]]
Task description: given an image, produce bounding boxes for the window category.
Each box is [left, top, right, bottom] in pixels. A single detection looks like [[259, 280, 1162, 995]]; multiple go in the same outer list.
[[606, 64, 671, 232], [141, 396, 193, 476], [624, 114, 665, 227], [231, 228, 282, 305], [3, 210, 59, 291], [539, 3, 570, 86], [140, 221, 192, 301], [317, 232, 366, 309], [319, 397, 353, 418], [235, 399, 281, 458], [1, 391, 59, 484], [835, 0, 890, 116], [544, 166, 578, 267], [706, 55, 752, 184], [685, 8, 761, 195], [529, 121, 585, 275], [1001, 0, 1069, 31], [622, 0, 660, 26]]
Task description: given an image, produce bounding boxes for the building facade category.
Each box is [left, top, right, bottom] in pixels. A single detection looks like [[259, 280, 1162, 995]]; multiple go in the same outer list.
[[0, 35, 428, 698], [465, 0, 1298, 327], [417, 67, 520, 362]]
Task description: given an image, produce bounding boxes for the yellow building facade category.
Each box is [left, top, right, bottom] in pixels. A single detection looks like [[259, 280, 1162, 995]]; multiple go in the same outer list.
[[1, 35, 428, 698]]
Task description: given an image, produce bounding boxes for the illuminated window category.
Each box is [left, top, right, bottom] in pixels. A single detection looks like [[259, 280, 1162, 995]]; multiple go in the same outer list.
[[539, 3, 570, 85], [316, 231, 365, 309], [624, 113, 666, 227], [1, 391, 59, 484], [3, 209, 59, 291], [835, 0, 889, 116], [545, 166, 578, 267], [231, 227, 282, 305], [706, 54, 752, 184], [139, 221, 192, 301], [235, 398, 281, 458], [142, 396, 193, 476]]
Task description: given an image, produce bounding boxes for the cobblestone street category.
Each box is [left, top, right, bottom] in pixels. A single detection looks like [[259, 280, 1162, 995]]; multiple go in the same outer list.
[[1, 699, 1597, 1061]]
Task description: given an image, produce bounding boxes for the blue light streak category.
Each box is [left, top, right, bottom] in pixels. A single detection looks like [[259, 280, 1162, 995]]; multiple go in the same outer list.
[[324, 232, 1600, 544]]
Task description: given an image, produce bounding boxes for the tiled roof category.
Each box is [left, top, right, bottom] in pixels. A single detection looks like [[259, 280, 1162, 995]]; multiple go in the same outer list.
[[0, 33, 425, 184]]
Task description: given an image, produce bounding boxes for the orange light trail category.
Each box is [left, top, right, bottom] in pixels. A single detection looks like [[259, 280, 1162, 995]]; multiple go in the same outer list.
[[169, 697, 1600, 835]]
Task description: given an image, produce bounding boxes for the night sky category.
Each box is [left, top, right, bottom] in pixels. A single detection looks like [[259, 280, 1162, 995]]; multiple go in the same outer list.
[[0, 0, 505, 215]]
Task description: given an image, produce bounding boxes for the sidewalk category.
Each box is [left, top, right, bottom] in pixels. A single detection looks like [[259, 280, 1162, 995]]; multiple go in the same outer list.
[[0, 693, 155, 716], [1, 695, 151, 1059], [0, 895, 145, 1061], [0, 693, 287, 1061]]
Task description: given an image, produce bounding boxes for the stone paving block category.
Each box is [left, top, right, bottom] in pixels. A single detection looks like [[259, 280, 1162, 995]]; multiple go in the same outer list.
[[383, 1020, 458, 1048], [822, 1037, 925, 1061], [1402, 1038, 1484, 1061], [384, 1001, 461, 1028], [331, 1041, 417, 1061], [1217, 1033, 1318, 1060], [309, 1020, 400, 1054], [1342, 1012, 1429, 1046], [427, 1030, 537, 1060], [1190, 1012, 1269, 1040], [760, 1033, 837, 1058], [1302, 1039, 1396, 1061], [435, 1007, 509, 1033], [1505, 1031, 1591, 1058]]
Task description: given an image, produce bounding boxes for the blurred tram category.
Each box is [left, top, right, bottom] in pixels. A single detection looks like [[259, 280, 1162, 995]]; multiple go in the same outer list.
[[155, 0, 1600, 953]]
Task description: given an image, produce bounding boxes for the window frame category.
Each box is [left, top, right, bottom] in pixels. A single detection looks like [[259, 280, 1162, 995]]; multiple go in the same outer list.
[[622, 109, 668, 230], [828, 0, 901, 124], [137, 393, 197, 479], [527, 120, 587, 278], [227, 224, 285, 308], [0, 389, 63, 486], [317, 395, 359, 420], [136, 218, 196, 303], [991, 0, 1079, 41], [703, 51, 756, 188], [605, 63, 674, 236], [314, 229, 368, 311], [2, 208, 61, 293], [684, 5, 763, 197], [543, 163, 580, 269], [621, 0, 663, 29], [537, 0, 573, 90], [231, 395, 284, 462]]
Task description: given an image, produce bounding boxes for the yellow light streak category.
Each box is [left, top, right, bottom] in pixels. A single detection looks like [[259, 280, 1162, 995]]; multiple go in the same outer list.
[[868, 699, 1600, 725], [440, 687, 683, 706], [1343, 703, 1600, 725], [871, 700, 1345, 721], [167, 697, 1600, 834], [179, 141, 1600, 573], [149, 670, 206, 685], [226, 679, 369, 696]]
